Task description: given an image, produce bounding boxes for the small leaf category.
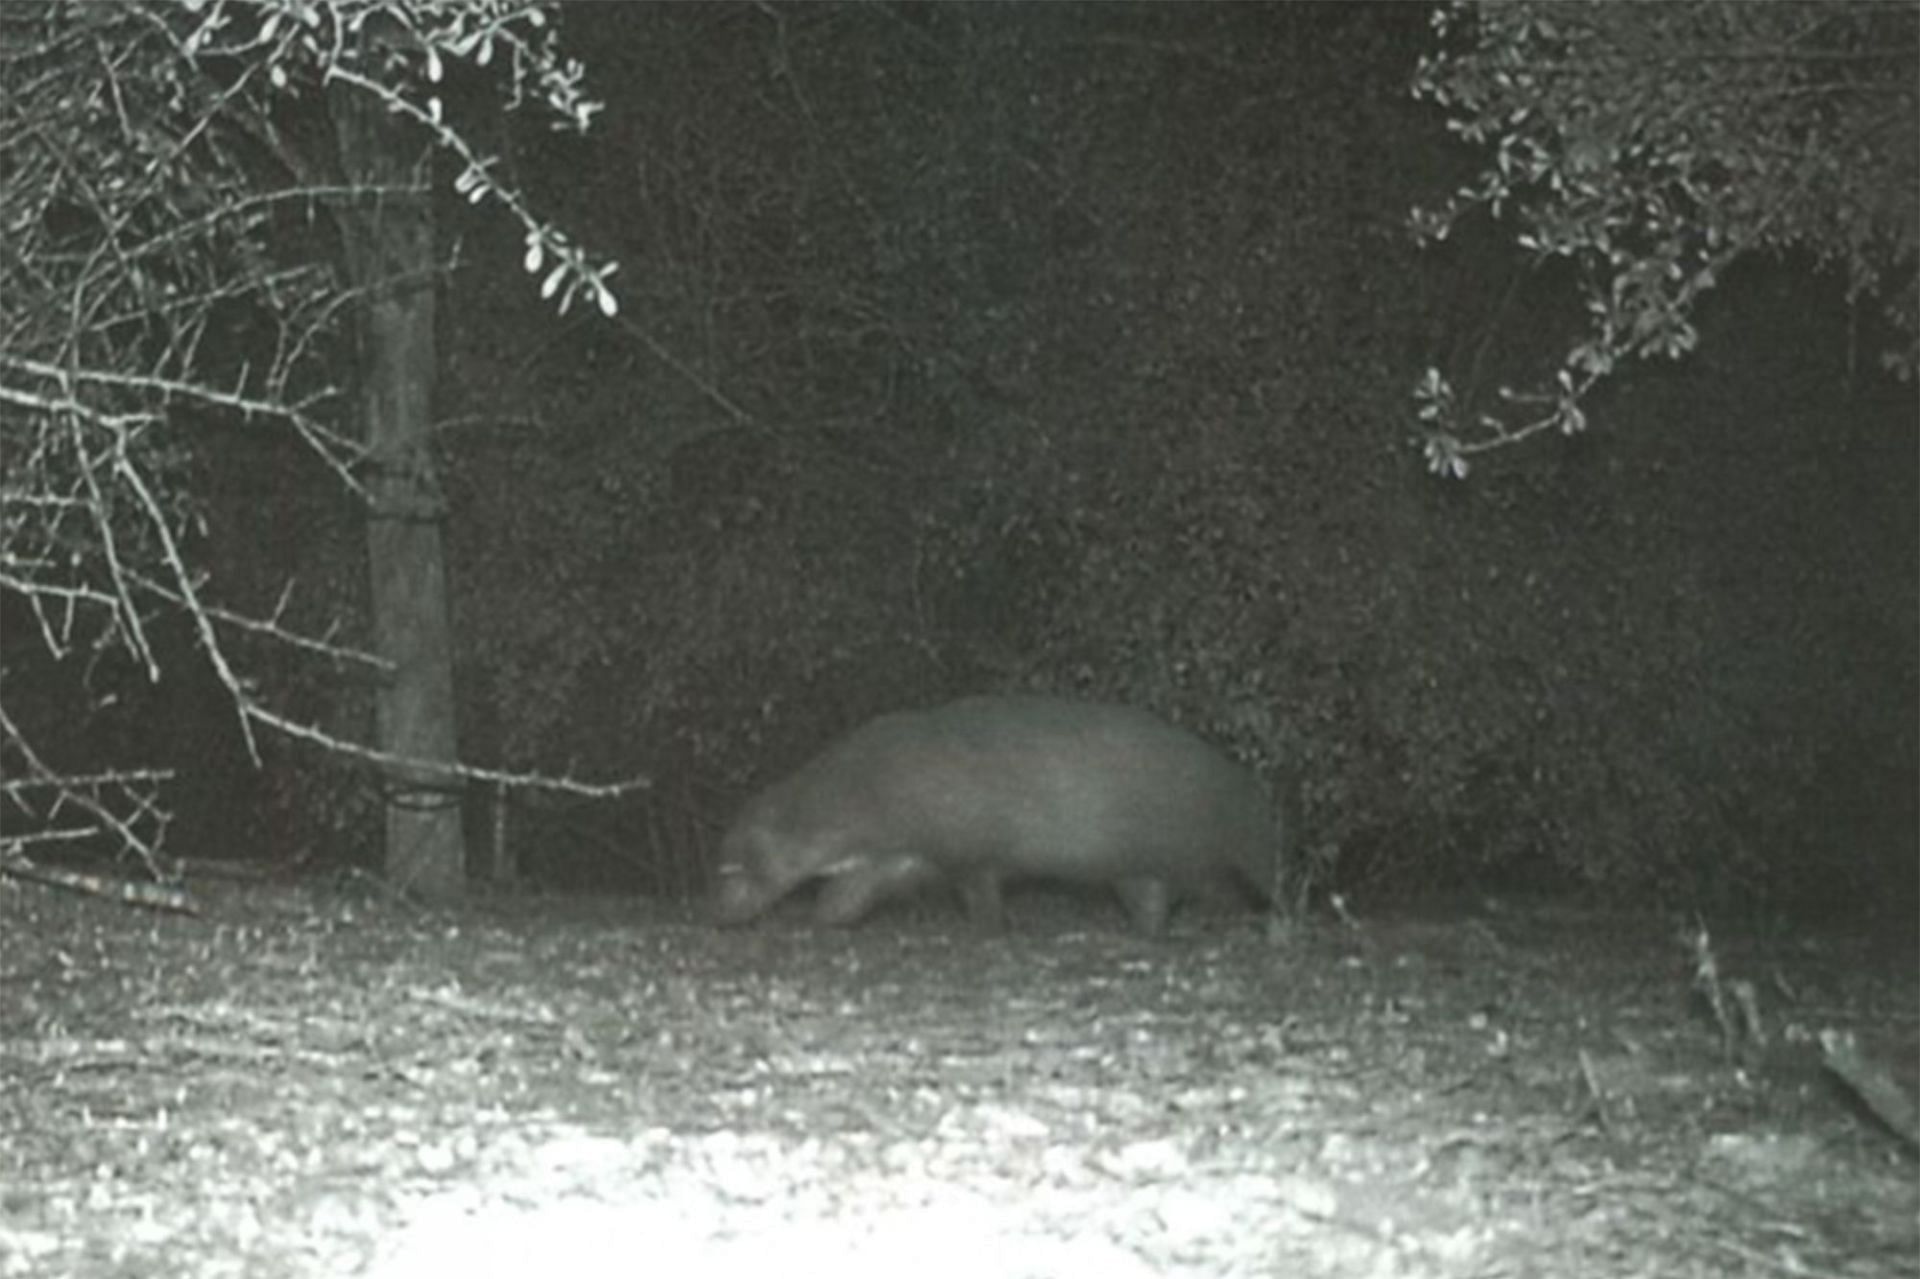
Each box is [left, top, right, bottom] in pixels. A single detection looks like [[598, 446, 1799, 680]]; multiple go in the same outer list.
[[427, 48, 443, 83], [542, 262, 567, 299]]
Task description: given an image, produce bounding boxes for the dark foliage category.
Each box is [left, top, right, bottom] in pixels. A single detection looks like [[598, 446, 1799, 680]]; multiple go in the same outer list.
[[240, 4, 1913, 912]]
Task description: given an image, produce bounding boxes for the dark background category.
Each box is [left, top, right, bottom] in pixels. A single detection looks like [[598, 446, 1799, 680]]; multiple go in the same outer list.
[[163, 4, 1915, 917]]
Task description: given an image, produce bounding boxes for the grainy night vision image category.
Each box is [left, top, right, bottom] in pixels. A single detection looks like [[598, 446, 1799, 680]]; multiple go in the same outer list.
[[2, 3, 1914, 1276]]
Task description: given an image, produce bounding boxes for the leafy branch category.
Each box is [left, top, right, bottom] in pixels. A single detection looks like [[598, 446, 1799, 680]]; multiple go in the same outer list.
[[0, 0, 624, 881], [1410, 0, 1917, 477]]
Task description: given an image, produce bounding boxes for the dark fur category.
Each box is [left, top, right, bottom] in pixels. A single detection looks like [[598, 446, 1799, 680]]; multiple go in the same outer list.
[[712, 695, 1281, 934]]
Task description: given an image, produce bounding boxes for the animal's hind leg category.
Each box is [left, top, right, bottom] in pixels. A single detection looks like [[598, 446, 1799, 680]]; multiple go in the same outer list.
[[1113, 877, 1174, 936]]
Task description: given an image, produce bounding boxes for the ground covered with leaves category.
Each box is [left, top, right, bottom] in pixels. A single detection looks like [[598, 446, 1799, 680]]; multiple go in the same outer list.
[[1, 879, 1913, 1278]]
